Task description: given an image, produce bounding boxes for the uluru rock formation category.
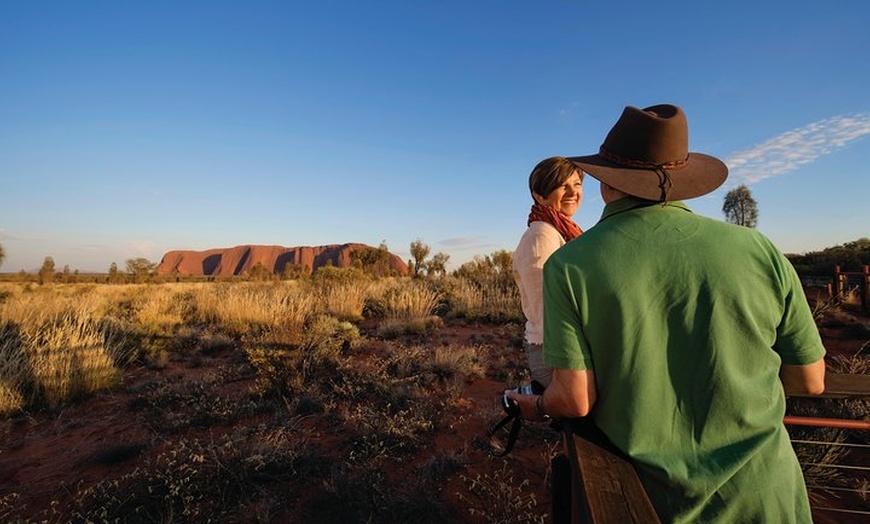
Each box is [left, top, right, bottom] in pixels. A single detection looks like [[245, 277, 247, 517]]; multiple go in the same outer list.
[[155, 243, 407, 277]]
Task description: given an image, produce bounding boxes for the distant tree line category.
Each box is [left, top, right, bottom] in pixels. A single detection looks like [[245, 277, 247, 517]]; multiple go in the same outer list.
[[786, 238, 870, 276], [5, 236, 868, 288]]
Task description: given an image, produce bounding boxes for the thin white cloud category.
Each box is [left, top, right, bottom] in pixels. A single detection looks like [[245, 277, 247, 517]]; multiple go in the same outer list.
[[724, 112, 870, 186], [0, 228, 37, 242], [559, 101, 579, 117]]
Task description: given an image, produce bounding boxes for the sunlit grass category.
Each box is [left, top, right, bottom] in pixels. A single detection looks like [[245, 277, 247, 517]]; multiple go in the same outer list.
[[442, 276, 522, 322], [189, 281, 316, 333], [370, 279, 444, 337], [0, 302, 128, 413]]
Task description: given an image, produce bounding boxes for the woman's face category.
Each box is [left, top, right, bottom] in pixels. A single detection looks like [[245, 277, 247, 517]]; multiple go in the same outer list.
[[534, 171, 583, 217]]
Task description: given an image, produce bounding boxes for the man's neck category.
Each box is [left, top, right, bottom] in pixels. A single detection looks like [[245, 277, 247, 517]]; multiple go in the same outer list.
[[600, 183, 630, 204]]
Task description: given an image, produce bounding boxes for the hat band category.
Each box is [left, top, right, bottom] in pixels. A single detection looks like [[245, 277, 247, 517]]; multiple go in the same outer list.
[[599, 146, 689, 170], [599, 146, 679, 202]]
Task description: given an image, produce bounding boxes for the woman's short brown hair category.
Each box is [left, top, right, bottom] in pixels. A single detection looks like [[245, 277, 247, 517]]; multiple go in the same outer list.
[[529, 156, 584, 199]]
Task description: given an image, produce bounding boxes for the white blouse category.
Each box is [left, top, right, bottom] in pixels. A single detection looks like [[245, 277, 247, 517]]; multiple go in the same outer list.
[[512, 221, 565, 345]]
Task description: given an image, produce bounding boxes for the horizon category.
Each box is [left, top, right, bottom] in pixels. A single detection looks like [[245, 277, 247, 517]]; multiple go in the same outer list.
[[2, 235, 867, 276], [2, 1, 868, 273]]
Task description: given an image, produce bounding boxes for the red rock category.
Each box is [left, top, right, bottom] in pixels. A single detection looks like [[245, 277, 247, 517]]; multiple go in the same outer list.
[[155, 243, 407, 277]]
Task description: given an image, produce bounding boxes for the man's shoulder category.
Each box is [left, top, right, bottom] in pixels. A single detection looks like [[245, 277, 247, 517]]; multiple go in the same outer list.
[[548, 229, 602, 269], [550, 209, 781, 265]]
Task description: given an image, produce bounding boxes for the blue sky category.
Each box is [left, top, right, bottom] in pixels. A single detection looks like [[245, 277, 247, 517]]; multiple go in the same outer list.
[[1, 1, 868, 273]]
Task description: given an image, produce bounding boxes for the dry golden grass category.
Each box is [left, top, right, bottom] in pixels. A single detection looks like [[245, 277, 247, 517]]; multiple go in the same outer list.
[[369, 279, 444, 337], [444, 277, 522, 322], [189, 281, 316, 332], [313, 279, 372, 321], [0, 276, 509, 414], [0, 290, 128, 413], [0, 281, 323, 413], [376, 279, 442, 320]]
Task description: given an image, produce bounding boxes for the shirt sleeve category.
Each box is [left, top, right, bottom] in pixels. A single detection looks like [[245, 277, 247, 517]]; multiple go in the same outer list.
[[542, 253, 593, 371], [772, 248, 826, 365]]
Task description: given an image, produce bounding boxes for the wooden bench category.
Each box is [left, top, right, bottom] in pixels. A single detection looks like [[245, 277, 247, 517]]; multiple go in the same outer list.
[[787, 372, 870, 398], [553, 418, 660, 524]]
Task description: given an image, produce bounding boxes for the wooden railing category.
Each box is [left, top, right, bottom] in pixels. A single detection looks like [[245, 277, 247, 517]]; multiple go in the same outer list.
[[832, 265, 870, 311], [554, 418, 659, 524], [554, 373, 870, 524]]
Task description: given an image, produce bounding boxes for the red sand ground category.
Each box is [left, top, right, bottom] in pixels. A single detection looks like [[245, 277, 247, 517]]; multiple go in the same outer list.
[[1, 312, 868, 523]]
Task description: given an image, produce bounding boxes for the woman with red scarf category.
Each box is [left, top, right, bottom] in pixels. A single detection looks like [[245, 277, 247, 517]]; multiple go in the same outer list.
[[512, 157, 584, 391]]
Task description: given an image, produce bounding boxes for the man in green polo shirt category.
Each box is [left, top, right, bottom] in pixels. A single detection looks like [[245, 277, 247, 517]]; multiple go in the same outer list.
[[506, 104, 826, 523]]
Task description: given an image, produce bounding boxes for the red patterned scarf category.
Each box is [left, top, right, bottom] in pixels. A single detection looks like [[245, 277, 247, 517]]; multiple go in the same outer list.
[[527, 204, 583, 242]]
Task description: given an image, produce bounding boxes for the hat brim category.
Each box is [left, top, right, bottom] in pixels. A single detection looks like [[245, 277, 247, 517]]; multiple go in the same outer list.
[[568, 152, 728, 201]]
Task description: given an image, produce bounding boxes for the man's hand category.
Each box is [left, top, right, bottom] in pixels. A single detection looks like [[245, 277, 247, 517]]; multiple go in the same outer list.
[[504, 390, 544, 421], [505, 368, 597, 421]]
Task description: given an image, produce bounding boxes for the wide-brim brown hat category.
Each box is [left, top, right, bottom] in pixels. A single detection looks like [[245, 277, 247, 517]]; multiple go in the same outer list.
[[568, 104, 728, 201]]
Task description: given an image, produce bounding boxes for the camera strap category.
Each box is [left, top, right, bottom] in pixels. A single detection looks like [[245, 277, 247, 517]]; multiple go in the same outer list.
[[487, 411, 523, 456]]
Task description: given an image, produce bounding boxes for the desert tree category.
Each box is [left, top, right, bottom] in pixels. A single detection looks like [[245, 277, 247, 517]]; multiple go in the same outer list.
[[281, 262, 307, 280], [409, 238, 431, 278], [0, 243, 5, 268], [453, 249, 515, 290], [38, 256, 56, 285], [488, 249, 514, 279], [249, 261, 273, 281], [427, 252, 450, 278], [126, 257, 156, 283], [350, 244, 392, 277], [722, 184, 759, 228], [107, 262, 121, 284]]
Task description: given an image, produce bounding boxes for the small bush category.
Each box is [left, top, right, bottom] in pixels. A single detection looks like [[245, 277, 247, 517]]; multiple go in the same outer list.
[[458, 461, 546, 524], [246, 314, 362, 406], [71, 426, 322, 522]]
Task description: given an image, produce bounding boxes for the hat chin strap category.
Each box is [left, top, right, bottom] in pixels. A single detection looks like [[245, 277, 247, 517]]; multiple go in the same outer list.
[[654, 167, 673, 202]]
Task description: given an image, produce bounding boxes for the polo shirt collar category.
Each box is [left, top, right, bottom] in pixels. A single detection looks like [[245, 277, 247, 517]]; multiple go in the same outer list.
[[600, 196, 693, 222]]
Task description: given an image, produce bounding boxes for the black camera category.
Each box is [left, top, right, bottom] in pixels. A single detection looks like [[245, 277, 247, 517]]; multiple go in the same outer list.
[[490, 381, 545, 456]]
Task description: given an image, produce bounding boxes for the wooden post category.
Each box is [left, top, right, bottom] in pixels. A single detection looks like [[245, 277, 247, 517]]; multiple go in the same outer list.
[[863, 265, 869, 311], [833, 265, 843, 297]]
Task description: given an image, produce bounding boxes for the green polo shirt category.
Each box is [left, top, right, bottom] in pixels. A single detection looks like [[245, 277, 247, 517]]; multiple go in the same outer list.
[[543, 196, 825, 524]]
